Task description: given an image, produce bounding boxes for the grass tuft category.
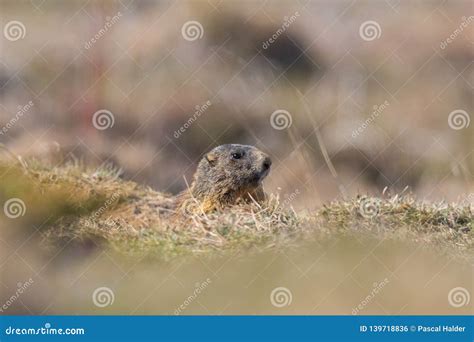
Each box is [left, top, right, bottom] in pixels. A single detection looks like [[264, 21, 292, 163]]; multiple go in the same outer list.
[[0, 160, 472, 261]]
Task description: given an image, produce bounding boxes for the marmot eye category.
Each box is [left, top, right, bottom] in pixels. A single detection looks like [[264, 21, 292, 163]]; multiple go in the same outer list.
[[231, 152, 242, 160]]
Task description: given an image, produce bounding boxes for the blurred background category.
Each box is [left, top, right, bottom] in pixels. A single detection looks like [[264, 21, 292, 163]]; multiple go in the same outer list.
[[0, 0, 472, 210], [0, 0, 473, 316]]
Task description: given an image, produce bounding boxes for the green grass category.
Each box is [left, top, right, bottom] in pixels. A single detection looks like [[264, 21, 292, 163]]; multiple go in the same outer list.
[[0, 159, 472, 261]]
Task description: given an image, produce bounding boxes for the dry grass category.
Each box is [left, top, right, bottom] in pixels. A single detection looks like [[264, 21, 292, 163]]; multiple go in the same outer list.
[[0, 157, 472, 315], [1, 1, 472, 205], [0, 158, 472, 262]]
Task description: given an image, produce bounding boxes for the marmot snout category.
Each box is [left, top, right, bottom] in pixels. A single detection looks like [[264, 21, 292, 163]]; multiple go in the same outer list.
[[179, 144, 272, 213]]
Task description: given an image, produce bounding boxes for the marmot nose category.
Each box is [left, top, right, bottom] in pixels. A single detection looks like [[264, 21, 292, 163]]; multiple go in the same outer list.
[[262, 157, 272, 171]]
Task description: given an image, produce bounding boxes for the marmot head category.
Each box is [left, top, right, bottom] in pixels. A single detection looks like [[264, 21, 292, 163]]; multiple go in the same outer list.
[[191, 144, 272, 204]]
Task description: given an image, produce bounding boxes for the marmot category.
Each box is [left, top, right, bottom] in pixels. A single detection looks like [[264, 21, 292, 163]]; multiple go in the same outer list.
[[178, 144, 272, 213]]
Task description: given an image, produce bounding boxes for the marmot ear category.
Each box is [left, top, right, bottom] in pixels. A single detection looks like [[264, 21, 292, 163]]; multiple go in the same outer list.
[[205, 152, 217, 166]]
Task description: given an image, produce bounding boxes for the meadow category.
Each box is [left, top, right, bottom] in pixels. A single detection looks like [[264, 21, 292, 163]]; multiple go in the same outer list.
[[0, 0, 472, 316]]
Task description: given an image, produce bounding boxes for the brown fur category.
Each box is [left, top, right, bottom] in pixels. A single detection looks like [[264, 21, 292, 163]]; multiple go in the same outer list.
[[177, 144, 271, 214]]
